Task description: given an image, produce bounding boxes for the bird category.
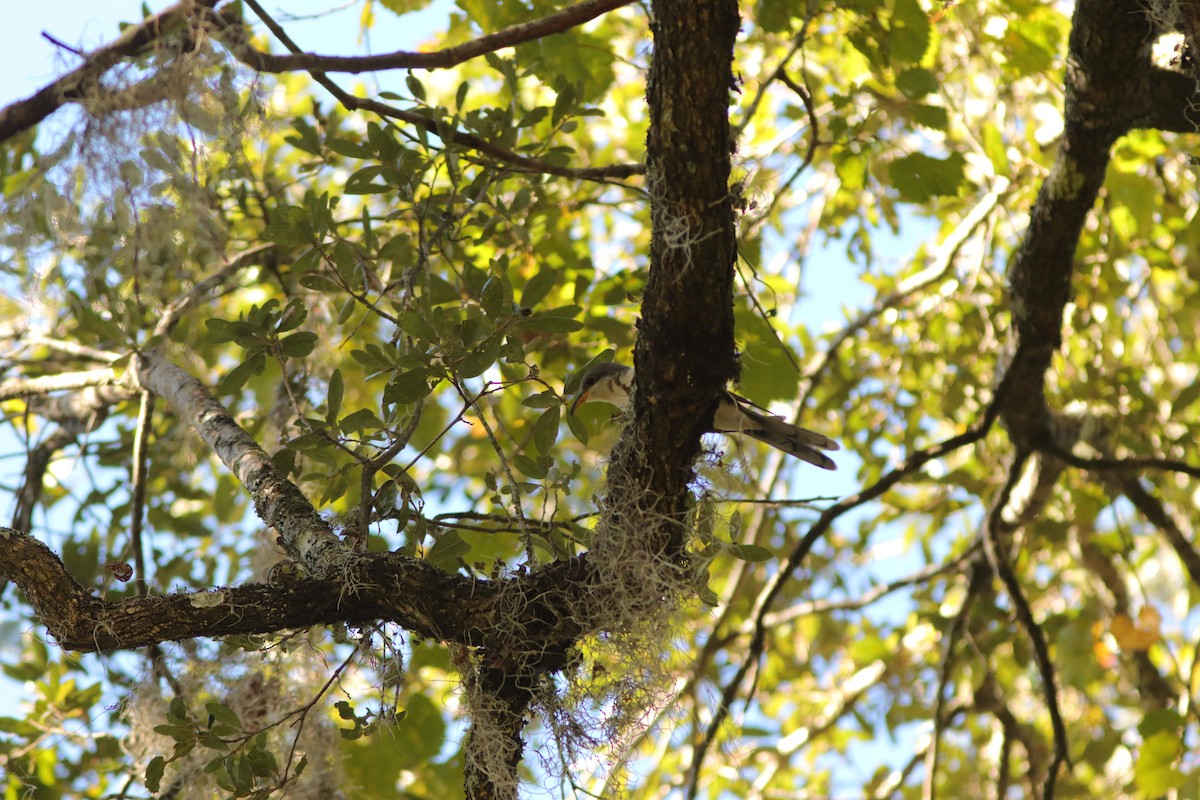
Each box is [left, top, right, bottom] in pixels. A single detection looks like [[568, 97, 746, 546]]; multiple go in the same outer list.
[[569, 362, 839, 470]]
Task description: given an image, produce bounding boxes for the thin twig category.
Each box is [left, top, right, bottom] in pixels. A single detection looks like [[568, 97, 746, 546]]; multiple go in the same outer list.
[[983, 452, 1071, 799], [130, 391, 155, 597]]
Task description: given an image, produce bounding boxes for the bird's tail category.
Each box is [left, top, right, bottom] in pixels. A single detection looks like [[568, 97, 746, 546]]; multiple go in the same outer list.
[[728, 403, 840, 470]]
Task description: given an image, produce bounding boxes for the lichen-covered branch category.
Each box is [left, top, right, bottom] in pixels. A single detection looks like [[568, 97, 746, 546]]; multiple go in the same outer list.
[[131, 349, 342, 574]]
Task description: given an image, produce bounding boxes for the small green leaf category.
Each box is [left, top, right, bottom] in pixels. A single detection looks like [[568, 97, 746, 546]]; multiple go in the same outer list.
[[405, 73, 426, 101], [513, 453, 548, 479], [145, 756, 166, 792], [425, 531, 471, 570], [888, 152, 966, 202], [386, 369, 436, 404], [566, 412, 589, 445], [518, 314, 583, 334], [341, 408, 383, 433], [398, 311, 438, 342], [276, 300, 308, 332], [521, 267, 558, 308], [896, 67, 938, 99], [480, 276, 511, 319], [327, 369, 344, 423], [218, 354, 266, 395], [522, 391, 560, 409], [727, 543, 774, 563], [457, 334, 502, 378], [533, 406, 561, 455], [280, 331, 319, 358]]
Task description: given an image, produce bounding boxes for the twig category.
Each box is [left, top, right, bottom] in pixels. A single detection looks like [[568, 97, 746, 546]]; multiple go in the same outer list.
[[983, 452, 1071, 799], [762, 545, 979, 625], [922, 557, 987, 800], [1042, 441, 1200, 479], [18, 337, 122, 363], [130, 391, 155, 597], [40, 31, 85, 57], [778, 69, 820, 172], [803, 178, 1008, 404]]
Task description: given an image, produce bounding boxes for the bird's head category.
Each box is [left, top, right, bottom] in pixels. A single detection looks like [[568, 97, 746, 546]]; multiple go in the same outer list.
[[569, 362, 634, 414]]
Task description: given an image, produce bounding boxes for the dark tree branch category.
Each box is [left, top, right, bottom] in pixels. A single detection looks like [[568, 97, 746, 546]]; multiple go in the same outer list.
[[1001, 0, 1172, 447], [982, 454, 1071, 799], [0, 0, 220, 144], [229, 0, 636, 73], [616, 0, 741, 547]]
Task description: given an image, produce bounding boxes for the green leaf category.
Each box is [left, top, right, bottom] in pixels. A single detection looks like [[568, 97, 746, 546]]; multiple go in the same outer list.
[[1172, 381, 1200, 416], [480, 275, 511, 319], [386, 369, 436, 404], [888, 0, 931, 64], [888, 152, 966, 202], [327, 369, 344, 424], [341, 407, 383, 433], [457, 334, 502, 379], [727, 543, 774, 562], [522, 391, 560, 409], [326, 137, 373, 158], [280, 331, 319, 358], [896, 67, 938, 99], [218, 354, 266, 395], [521, 267, 558, 308], [405, 73, 426, 102], [425, 531, 470, 570], [518, 314, 584, 334], [513, 453, 548, 479], [398, 310, 438, 343], [566, 411, 589, 445], [533, 406, 560, 455], [1135, 730, 1185, 795], [145, 756, 166, 792]]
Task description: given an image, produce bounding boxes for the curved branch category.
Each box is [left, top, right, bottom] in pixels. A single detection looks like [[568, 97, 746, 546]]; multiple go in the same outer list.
[[0, 0, 220, 144], [982, 454, 1071, 799], [1001, 0, 1168, 446], [0, 526, 480, 651], [230, 0, 636, 73]]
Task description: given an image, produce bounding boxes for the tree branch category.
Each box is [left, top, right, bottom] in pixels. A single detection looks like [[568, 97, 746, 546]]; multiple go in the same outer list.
[[131, 349, 343, 574], [0, 0, 220, 144], [230, 0, 636, 73], [0, 368, 125, 401]]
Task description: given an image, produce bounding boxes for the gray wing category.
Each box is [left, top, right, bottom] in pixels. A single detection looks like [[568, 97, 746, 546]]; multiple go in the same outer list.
[[714, 394, 839, 470]]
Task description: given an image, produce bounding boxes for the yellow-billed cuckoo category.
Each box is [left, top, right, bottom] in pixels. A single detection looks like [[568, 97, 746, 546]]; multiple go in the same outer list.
[[569, 362, 839, 470]]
